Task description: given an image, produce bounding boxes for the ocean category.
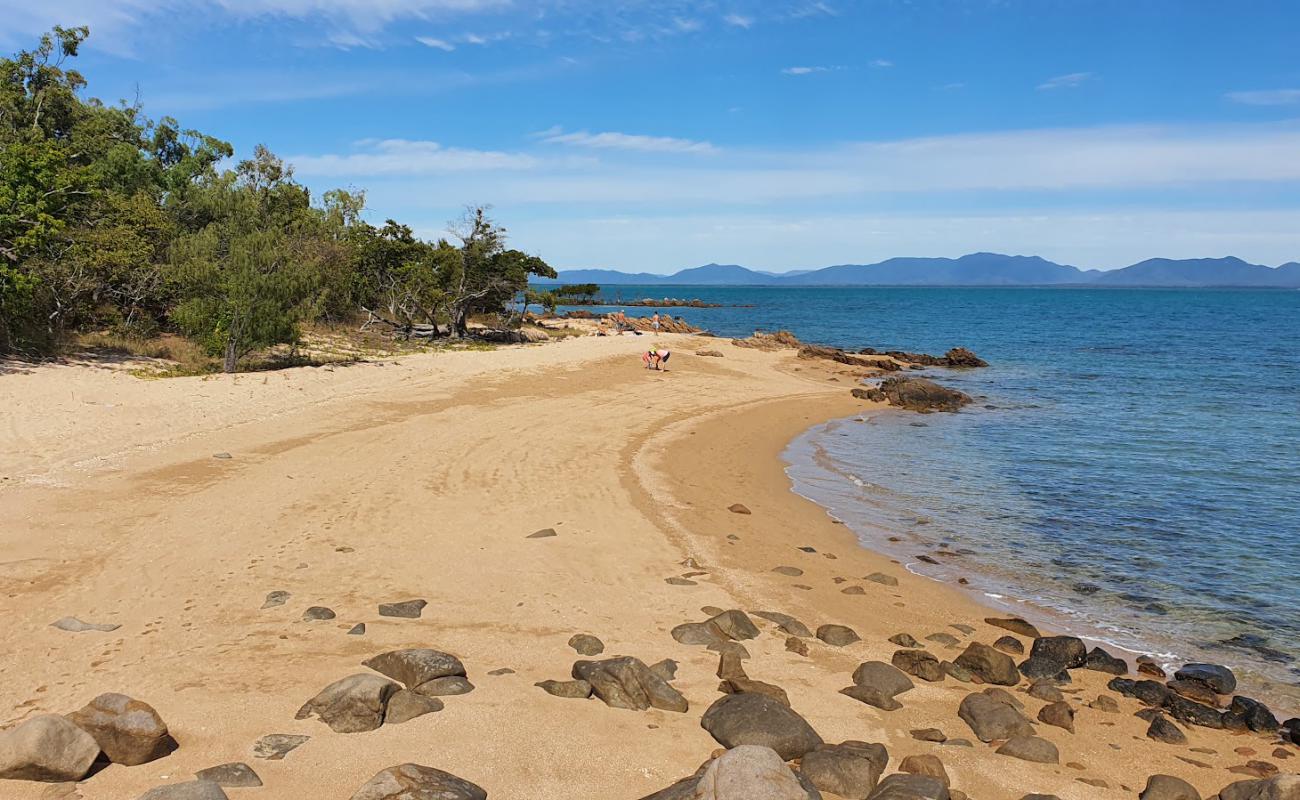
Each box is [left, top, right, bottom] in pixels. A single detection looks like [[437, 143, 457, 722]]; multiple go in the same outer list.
[[564, 286, 1300, 713]]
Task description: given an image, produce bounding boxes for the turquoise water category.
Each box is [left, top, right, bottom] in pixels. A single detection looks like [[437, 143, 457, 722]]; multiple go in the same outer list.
[[569, 286, 1300, 711]]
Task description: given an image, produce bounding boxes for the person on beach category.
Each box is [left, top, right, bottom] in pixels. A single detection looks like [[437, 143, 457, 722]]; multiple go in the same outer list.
[[642, 348, 671, 371], [651, 312, 660, 333]]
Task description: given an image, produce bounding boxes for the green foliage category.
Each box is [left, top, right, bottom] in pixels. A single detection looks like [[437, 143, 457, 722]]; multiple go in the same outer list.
[[0, 27, 554, 367], [553, 283, 599, 302]]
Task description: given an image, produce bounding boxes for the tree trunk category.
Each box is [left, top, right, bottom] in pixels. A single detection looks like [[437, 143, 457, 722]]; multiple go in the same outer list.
[[223, 337, 239, 373]]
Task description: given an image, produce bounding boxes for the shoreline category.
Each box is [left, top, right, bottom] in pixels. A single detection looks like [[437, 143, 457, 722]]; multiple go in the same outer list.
[[1, 334, 1294, 798]]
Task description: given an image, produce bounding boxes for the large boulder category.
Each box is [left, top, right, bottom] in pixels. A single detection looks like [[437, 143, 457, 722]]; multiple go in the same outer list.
[[817, 625, 861, 647], [1028, 636, 1087, 669], [866, 774, 950, 800], [137, 782, 229, 800], [752, 611, 813, 638], [891, 650, 944, 682], [362, 649, 466, 691], [709, 611, 760, 641], [953, 643, 1019, 685], [874, 378, 971, 413], [1083, 646, 1128, 675], [1223, 696, 1279, 733], [700, 693, 823, 760], [846, 662, 915, 709], [572, 656, 688, 712], [350, 763, 487, 800], [1174, 663, 1236, 695], [957, 693, 1034, 742], [67, 693, 176, 766], [1141, 775, 1201, 800], [0, 714, 100, 782], [995, 736, 1059, 764], [985, 617, 1041, 638], [1218, 776, 1300, 800], [295, 673, 400, 733], [801, 741, 888, 800], [692, 745, 817, 800]]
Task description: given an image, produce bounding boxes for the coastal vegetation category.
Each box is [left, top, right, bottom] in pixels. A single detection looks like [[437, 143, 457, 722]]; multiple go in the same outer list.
[[0, 27, 555, 370]]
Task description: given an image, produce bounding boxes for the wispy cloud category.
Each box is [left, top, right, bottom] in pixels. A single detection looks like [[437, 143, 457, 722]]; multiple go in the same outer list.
[[533, 126, 717, 154], [415, 36, 455, 50], [290, 138, 539, 176], [782, 66, 830, 75], [723, 13, 753, 28], [1038, 72, 1093, 90], [1226, 89, 1300, 106], [870, 59, 893, 68]]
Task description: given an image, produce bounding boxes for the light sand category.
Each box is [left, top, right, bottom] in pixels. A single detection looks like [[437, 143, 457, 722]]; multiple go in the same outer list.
[[0, 335, 1291, 798]]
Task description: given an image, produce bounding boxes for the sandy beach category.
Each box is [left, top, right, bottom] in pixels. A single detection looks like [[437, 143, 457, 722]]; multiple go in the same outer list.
[[1, 334, 1294, 799]]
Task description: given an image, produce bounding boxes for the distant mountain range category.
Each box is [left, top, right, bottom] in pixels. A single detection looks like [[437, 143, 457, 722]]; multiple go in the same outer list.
[[534, 254, 1300, 288]]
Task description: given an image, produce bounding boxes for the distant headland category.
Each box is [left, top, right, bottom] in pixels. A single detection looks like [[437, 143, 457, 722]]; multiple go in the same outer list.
[[534, 253, 1300, 288]]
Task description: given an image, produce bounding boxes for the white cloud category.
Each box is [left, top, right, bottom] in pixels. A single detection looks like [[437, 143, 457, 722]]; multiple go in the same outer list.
[[1038, 71, 1093, 90], [870, 58, 892, 68], [290, 138, 540, 176], [672, 17, 702, 32], [534, 127, 717, 154], [1226, 89, 1300, 106], [723, 13, 753, 28], [782, 66, 828, 75], [415, 35, 455, 50]]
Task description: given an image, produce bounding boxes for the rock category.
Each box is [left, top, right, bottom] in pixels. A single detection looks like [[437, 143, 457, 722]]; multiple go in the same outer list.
[[1147, 715, 1188, 744], [1108, 677, 1171, 706], [50, 617, 121, 632], [753, 611, 813, 638], [666, 577, 697, 586], [710, 610, 760, 641], [866, 572, 899, 586], [721, 678, 791, 707], [910, 728, 946, 743], [697, 350, 724, 357], [1037, 701, 1075, 732], [801, 741, 888, 800], [0, 714, 100, 782], [1027, 683, 1064, 702], [1168, 679, 1222, 707], [1140, 775, 1201, 800], [1028, 636, 1087, 669], [67, 693, 175, 766], [874, 377, 972, 412], [839, 685, 902, 712], [866, 774, 950, 800], [817, 624, 860, 646], [718, 651, 748, 682], [1218, 776, 1300, 800], [384, 690, 444, 723], [1283, 718, 1300, 745], [992, 636, 1025, 655], [1084, 646, 1128, 675], [772, 566, 804, 577], [892, 650, 944, 682], [650, 659, 679, 682], [536, 679, 593, 699], [1174, 663, 1237, 695], [302, 606, 335, 621], [985, 617, 1041, 638], [786, 637, 810, 656], [1224, 697, 1279, 733], [1138, 657, 1167, 678], [1089, 694, 1120, 713], [728, 504, 752, 515], [700, 693, 823, 760], [950, 623, 975, 635], [348, 623, 366, 635], [943, 347, 988, 367], [954, 642, 1020, 685], [889, 633, 921, 648], [957, 692, 1034, 742], [296, 673, 399, 733], [996, 736, 1059, 764], [350, 763, 486, 800], [137, 782, 228, 800], [527, 527, 557, 538], [251, 733, 309, 760], [1166, 694, 1225, 728], [899, 754, 949, 787], [412, 676, 473, 697], [194, 763, 262, 788], [845, 662, 914, 709], [573, 656, 688, 712], [260, 591, 290, 609], [363, 649, 467, 690], [672, 621, 727, 647], [692, 745, 814, 800], [377, 599, 426, 619], [709, 641, 752, 659], [843, 586, 867, 596], [567, 633, 605, 656], [1018, 656, 1071, 683]]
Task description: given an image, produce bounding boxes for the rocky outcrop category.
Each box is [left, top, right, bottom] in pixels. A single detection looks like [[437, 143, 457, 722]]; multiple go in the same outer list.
[[1141, 775, 1201, 800], [350, 763, 487, 800], [700, 693, 823, 760], [856, 378, 972, 413], [0, 714, 100, 782], [860, 347, 988, 368], [67, 692, 176, 766]]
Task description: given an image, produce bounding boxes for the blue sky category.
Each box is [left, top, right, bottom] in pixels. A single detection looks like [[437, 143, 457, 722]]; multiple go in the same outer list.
[[5, 0, 1300, 272]]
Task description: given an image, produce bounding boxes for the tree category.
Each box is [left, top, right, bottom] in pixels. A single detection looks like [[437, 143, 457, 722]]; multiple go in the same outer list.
[[441, 207, 555, 337], [554, 283, 599, 303]]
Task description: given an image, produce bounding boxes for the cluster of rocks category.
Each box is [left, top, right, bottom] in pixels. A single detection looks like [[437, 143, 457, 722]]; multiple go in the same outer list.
[[858, 347, 989, 369], [296, 648, 473, 733], [537, 654, 688, 713], [1108, 662, 1288, 743], [853, 378, 973, 413], [0, 693, 174, 784]]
